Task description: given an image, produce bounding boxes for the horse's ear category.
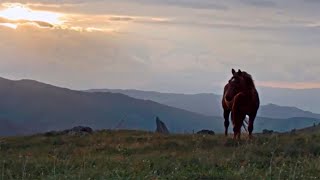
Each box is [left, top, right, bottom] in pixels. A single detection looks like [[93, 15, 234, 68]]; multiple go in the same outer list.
[[238, 69, 242, 75], [232, 69, 236, 75]]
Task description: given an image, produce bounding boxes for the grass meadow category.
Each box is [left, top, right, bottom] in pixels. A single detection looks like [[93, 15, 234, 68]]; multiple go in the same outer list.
[[1, 130, 320, 179]]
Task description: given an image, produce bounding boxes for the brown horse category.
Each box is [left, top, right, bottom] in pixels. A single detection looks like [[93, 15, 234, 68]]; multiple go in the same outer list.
[[222, 69, 260, 140]]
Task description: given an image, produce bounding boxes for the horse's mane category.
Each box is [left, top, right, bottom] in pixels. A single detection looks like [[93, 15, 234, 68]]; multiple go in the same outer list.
[[241, 71, 256, 89]]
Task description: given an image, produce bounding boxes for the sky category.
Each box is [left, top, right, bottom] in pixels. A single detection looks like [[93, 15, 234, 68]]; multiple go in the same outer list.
[[0, 0, 320, 94]]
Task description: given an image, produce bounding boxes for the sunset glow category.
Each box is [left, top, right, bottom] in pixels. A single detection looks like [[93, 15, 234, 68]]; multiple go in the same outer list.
[[0, 3, 121, 32], [257, 81, 320, 89], [0, 3, 63, 29], [0, 22, 17, 29], [0, 0, 320, 97]]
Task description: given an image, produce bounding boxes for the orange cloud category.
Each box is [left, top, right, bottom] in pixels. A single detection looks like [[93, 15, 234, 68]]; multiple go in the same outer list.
[[0, 17, 54, 28], [0, 3, 170, 33]]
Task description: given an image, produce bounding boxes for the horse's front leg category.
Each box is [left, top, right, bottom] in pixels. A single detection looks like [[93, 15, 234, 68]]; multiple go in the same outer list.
[[248, 112, 257, 139], [223, 110, 230, 136]]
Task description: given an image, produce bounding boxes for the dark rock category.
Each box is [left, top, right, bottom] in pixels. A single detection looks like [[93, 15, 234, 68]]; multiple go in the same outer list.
[[155, 117, 170, 134], [64, 126, 93, 136], [262, 129, 274, 135], [44, 126, 93, 136], [197, 129, 215, 135], [71, 126, 93, 133], [44, 131, 58, 137]]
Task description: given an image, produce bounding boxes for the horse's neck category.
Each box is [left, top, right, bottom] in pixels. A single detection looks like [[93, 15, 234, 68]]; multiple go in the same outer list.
[[239, 88, 257, 100]]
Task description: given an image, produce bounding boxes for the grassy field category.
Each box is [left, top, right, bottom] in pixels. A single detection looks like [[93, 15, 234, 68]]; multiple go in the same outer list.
[[1, 130, 320, 179]]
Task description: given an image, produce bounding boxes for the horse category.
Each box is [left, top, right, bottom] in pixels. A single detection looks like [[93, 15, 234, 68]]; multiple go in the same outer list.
[[222, 69, 260, 140]]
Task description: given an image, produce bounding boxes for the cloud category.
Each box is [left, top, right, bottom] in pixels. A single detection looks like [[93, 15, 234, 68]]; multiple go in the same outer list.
[[0, 2, 174, 32], [28, 0, 228, 11], [108, 16, 134, 22], [0, 17, 54, 28], [0, 24, 152, 89], [257, 81, 320, 89], [1, 0, 320, 94], [140, 0, 228, 10], [303, 0, 320, 3], [239, 0, 277, 8]]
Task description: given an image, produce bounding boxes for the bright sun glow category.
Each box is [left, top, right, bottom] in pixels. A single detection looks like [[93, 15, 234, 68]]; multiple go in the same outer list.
[[0, 3, 63, 29], [0, 22, 17, 29], [0, 3, 125, 33]]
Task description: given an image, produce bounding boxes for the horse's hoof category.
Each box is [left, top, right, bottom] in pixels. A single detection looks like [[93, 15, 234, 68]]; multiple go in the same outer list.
[[248, 135, 254, 141]]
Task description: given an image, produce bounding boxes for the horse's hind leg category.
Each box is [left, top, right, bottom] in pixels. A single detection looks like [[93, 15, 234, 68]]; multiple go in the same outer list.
[[233, 113, 246, 140], [233, 126, 241, 140], [248, 113, 257, 139], [223, 110, 230, 136]]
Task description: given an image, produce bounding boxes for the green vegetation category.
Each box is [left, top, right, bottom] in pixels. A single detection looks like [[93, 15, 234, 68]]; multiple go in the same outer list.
[[1, 130, 320, 179]]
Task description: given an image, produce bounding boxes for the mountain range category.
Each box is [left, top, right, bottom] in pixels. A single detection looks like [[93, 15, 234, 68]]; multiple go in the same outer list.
[[256, 87, 320, 114], [0, 77, 220, 136], [0, 77, 319, 136], [87, 89, 320, 119]]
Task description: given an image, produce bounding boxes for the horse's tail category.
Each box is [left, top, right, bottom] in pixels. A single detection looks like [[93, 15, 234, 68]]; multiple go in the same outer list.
[[242, 117, 249, 132]]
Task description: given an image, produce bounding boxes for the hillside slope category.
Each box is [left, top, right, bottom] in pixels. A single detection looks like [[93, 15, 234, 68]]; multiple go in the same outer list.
[[259, 87, 320, 114], [0, 78, 319, 136], [258, 103, 320, 119], [87, 89, 222, 116], [0, 77, 221, 136]]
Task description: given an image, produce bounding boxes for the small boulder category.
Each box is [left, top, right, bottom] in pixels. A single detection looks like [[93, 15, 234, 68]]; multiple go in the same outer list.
[[262, 129, 274, 135], [155, 117, 170, 134], [44, 126, 93, 136], [72, 126, 93, 133], [68, 126, 93, 135], [197, 129, 215, 135], [290, 128, 296, 135], [63, 126, 93, 136], [44, 131, 58, 137]]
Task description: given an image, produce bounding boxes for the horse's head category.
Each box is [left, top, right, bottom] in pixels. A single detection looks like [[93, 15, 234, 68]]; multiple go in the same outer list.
[[224, 68, 246, 102]]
